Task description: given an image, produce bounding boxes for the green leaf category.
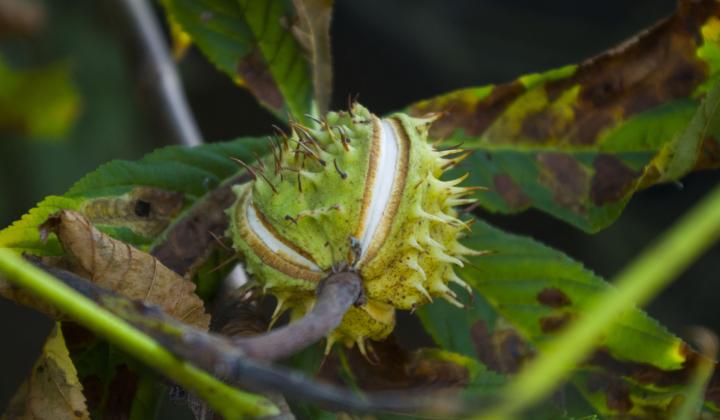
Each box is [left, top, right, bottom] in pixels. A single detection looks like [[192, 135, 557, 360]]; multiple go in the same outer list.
[[0, 137, 268, 255], [419, 218, 719, 417], [417, 292, 497, 358], [407, 2, 720, 232], [0, 57, 80, 141], [479, 182, 720, 419], [371, 350, 507, 420], [161, 0, 314, 122], [417, 296, 598, 418]]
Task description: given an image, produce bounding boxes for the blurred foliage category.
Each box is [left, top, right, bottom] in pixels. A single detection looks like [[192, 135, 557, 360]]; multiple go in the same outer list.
[[0, 0, 158, 231], [0, 57, 80, 140]]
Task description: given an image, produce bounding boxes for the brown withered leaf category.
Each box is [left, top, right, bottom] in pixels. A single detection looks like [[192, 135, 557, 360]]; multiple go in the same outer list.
[[41, 210, 210, 330], [2, 325, 89, 420]]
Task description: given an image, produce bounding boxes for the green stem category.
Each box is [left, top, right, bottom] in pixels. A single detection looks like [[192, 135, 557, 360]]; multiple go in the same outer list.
[[481, 184, 720, 419], [0, 249, 278, 419]]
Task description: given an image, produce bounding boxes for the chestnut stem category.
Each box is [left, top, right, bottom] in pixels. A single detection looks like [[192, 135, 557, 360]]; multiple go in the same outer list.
[[234, 271, 362, 361]]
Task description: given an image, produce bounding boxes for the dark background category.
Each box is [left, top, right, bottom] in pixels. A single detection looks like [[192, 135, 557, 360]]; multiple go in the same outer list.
[[2, 0, 719, 414]]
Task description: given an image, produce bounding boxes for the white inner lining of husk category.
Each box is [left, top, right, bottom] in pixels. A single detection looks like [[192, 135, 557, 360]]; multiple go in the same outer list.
[[246, 200, 322, 271], [358, 119, 400, 263]]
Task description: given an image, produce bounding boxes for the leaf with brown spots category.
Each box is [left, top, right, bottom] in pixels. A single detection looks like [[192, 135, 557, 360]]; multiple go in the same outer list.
[[469, 321, 534, 375], [160, 0, 314, 122], [537, 287, 572, 309], [41, 210, 210, 329], [406, 0, 720, 232], [2, 325, 90, 420], [418, 219, 720, 416], [79, 187, 185, 239]]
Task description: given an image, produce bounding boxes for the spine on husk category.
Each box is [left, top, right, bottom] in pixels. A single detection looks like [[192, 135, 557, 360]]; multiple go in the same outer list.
[[229, 103, 485, 353]]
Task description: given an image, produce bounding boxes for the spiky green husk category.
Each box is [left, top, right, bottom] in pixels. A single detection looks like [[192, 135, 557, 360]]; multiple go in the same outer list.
[[229, 104, 479, 351]]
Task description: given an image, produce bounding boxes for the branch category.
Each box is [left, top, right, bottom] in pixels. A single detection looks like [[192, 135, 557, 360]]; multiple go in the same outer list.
[[115, 0, 202, 147], [23, 262, 486, 417], [169, 271, 360, 365], [233, 271, 361, 360], [0, 249, 279, 418]]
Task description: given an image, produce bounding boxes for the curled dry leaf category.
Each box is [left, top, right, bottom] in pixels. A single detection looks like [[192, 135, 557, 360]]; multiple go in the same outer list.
[[2, 325, 89, 420], [41, 210, 210, 330]]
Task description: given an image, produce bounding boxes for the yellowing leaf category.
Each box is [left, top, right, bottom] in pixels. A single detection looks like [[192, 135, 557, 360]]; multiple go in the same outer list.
[[2, 325, 89, 420], [407, 0, 720, 232], [0, 57, 80, 141]]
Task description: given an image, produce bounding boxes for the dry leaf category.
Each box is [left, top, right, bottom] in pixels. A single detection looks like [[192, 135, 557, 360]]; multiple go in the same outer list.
[[2, 324, 89, 420], [41, 210, 210, 330]]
